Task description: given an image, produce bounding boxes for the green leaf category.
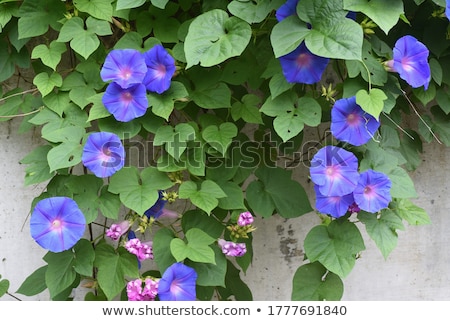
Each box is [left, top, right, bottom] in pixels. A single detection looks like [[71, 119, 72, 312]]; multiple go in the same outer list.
[[73, 239, 95, 276], [392, 198, 431, 226], [358, 209, 404, 259], [42, 92, 71, 117], [31, 41, 67, 71], [43, 250, 77, 299], [188, 246, 226, 287], [413, 83, 436, 107], [184, 9, 252, 68], [20, 145, 54, 186], [149, 81, 188, 120], [217, 181, 246, 210], [16, 266, 48, 296], [430, 58, 443, 86], [47, 141, 83, 172], [246, 167, 312, 218], [181, 209, 225, 239], [268, 72, 295, 99], [87, 93, 111, 121], [17, 0, 66, 39], [202, 122, 238, 156], [33, 72, 62, 97], [304, 219, 365, 278], [228, 0, 282, 24], [231, 94, 264, 124], [356, 88, 387, 120], [386, 166, 417, 199], [66, 175, 104, 223], [151, 0, 169, 9], [94, 243, 140, 300], [0, 279, 9, 297], [270, 15, 310, 58], [291, 262, 343, 301], [153, 228, 177, 272], [116, 0, 146, 10], [191, 82, 231, 109], [109, 166, 174, 215], [343, 0, 404, 34], [73, 0, 113, 21], [170, 228, 216, 264], [154, 123, 196, 160], [179, 180, 227, 214], [97, 186, 122, 220]]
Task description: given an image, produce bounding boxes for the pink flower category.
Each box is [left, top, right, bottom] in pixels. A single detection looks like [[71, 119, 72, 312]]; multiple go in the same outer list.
[[126, 278, 159, 301], [141, 278, 159, 301], [106, 220, 130, 241], [218, 239, 247, 257], [237, 211, 254, 226], [126, 279, 143, 301], [125, 238, 154, 261]]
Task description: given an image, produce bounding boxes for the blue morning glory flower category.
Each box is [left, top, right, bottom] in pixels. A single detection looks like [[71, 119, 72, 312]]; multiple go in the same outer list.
[[144, 190, 168, 219], [30, 197, 86, 253], [331, 96, 380, 146], [102, 82, 148, 122], [353, 169, 392, 213], [142, 45, 176, 94], [158, 262, 197, 301], [100, 49, 147, 89], [310, 146, 360, 197], [392, 35, 431, 90], [279, 42, 329, 84], [314, 185, 355, 218], [82, 132, 125, 178], [276, 0, 299, 22], [446, 0, 450, 20]]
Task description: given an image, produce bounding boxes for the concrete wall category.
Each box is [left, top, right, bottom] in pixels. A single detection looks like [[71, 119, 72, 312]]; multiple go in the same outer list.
[[1, 115, 450, 301]]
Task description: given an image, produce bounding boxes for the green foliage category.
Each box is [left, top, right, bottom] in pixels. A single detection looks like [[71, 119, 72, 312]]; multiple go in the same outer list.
[[4, 0, 446, 302]]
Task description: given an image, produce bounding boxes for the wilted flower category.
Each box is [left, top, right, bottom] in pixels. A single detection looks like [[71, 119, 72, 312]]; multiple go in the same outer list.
[[237, 211, 254, 227], [353, 169, 392, 213], [218, 239, 247, 257], [331, 96, 380, 146], [314, 185, 355, 219], [100, 49, 147, 89], [144, 190, 168, 219], [158, 262, 197, 301], [386, 35, 431, 90], [105, 220, 130, 241], [279, 42, 329, 85], [30, 197, 86, 253], [310, 146, 360, 197], [142, 44, 176, 94], [81, 132, 125, 178], [102, 82, 148, 122]]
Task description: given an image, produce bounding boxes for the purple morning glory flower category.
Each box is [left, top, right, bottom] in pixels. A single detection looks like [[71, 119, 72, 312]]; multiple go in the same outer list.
[[102, 82, 148, 122], [314, 185, 354, 219], [218, 239, 247, 257], [310, 146, 360, 197], [82, 132, 125, 178], [391, 35, 431, 90], [158, 262, 197, 301], [276, 0, 299, 22], [106, 220, 130, 241], [142, 45, 176, 94], [100, 49, 147, 89], [331, 96, 380, 146], [30, 197, 86, 253], [237, 211, 254, 227], [279, 42, 329, 84], [353, 169, 392, 213], [446, 1, 450, 21], [144, 190, 168, 219]]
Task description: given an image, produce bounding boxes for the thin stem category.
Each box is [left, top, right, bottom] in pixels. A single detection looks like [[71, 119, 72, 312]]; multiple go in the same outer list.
[[401, 89, 442, 144], [381, 111, 415, 141], [0, 106, 44, 119], [360, 60, 372, 92], [0, 88, 38, 103]]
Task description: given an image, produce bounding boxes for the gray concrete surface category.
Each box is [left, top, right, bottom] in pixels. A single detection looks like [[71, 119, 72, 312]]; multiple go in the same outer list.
[[1, 116, 449, 301]]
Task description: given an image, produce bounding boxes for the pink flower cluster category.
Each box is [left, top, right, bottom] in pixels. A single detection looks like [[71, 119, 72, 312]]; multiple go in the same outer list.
[[237, 211, 254, 226], [218, 239, 247, 257], [105, 220, 130, 241], [125, 238, 154, 261], [126, 278, 159, 301]]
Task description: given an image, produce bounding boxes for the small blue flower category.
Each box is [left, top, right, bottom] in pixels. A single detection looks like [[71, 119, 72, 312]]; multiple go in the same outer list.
[[82, 132, 125, 178], [30, 197, 86, 253], [158, 262, 197, 301], [100, 49, 147, 89], [314, 185, 355, 218], [102, 82, 148, 122], [310, 146, 360, 197], [142, 45, 176, 94], [279, 42, 329, 85], [276, 0, 299, 22], [392, 35, 431, 90], [353, 169, 392, 213], [331, 96, 380, 146], [144, 191, 168, 219]]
